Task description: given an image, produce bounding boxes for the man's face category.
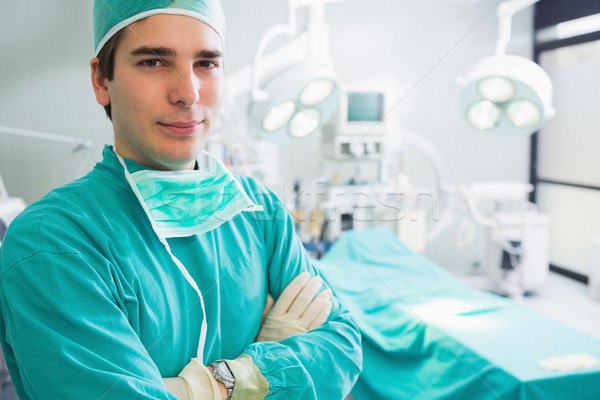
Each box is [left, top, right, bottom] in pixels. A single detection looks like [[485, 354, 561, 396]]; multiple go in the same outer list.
[[98, 14, 224, 170]]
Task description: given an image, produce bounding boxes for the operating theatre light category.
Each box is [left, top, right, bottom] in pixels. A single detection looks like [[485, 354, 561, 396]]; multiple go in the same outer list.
[[458, 0, 554, 136], [251, 62, 340, 143], [459, 55, 554, 134], [248, 0, 341, 144]]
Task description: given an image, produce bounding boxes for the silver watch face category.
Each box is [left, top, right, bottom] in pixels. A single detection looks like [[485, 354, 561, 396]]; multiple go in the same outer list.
[[214, 361, 235, 387]]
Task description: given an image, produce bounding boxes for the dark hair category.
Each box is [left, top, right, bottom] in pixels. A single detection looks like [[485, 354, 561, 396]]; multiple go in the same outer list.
[[96, 29, 126, 120]]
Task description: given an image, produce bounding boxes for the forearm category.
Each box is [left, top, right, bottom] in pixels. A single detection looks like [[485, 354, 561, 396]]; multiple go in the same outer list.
[[163, 356, 270, 400], [243, 314, 362, 399], [163, 375, 228, 400], [163, 272, 345, 400], [162, 360, 229, 400]]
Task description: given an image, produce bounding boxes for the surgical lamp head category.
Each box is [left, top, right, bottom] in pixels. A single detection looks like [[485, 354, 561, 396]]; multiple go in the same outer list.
[[249, 62, 341, 144], [246, 0, 342, 145], [458, 55, 554, 136], [457, 0, 553, 136]]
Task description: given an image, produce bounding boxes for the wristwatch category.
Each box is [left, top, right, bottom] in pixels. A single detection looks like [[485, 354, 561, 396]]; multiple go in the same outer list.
[[211, 360, 235, 400]]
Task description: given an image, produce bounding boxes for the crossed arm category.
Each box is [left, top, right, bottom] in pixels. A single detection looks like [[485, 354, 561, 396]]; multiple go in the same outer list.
[[162, 273, 333, 400]]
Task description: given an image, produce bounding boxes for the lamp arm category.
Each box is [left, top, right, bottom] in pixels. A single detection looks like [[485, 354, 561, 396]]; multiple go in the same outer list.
[[0, 125, 94, 185], [495, 0, 541, 56], [402, 130, 447, 190], [0, 125, 93, 153], [250, 24, 298, 101], [306, 3, 333, 66], [252, 0, 345, 101], [250, 2, 302, 102], [0, 173, 8, 200], [401, 129, 451, 241]]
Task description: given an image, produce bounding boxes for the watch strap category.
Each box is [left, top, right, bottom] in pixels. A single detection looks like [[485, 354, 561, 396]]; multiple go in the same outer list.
[[211, 360, 234, 400]]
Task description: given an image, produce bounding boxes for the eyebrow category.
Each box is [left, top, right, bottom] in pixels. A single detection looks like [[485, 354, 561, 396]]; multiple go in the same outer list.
[[130, 46, 175, 58], [195, 49, 223, 59], [130, 46, 222, 59]]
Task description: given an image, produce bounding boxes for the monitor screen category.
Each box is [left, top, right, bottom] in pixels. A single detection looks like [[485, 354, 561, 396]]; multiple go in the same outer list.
[[346, 92, 385, 122]]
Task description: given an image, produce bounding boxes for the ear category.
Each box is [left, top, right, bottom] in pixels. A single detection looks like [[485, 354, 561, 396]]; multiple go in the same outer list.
[[90, 58, 110, 106]]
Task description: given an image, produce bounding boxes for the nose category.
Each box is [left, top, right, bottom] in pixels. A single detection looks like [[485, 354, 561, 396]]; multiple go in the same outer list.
[[168, 65, 200, 107]]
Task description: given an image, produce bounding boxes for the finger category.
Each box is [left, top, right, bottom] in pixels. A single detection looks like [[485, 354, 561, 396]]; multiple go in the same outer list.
[[287, 276, 323, 318], [299, 289, 332, 327], [307, 299, 333, 331], [260, 294, 275, 325], [271, 272, 311, 315]]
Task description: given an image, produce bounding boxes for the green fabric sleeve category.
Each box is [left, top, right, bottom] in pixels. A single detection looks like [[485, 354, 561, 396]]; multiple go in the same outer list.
[[0, 250, 178, 400], [226, 355, 269, 400]]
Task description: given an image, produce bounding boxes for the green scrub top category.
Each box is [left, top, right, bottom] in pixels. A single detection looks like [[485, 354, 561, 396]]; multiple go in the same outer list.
[[0, 145, 362, 400]]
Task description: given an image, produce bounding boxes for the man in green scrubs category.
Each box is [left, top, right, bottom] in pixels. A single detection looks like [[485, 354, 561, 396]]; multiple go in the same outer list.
[[0, 1, 362, 399]]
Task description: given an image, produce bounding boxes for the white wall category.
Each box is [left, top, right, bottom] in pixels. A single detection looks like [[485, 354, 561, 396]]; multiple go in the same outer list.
[[0, 0, 535, 271], [0, 1, 112, 202]]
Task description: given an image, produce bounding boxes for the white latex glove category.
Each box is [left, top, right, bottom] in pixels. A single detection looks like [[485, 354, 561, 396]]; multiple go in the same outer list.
[[163, 377, 190, 400], [256, 272, 333, 342], [163, 358, 222, 400]]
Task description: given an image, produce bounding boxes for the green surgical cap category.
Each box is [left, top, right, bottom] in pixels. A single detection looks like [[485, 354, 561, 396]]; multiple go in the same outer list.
[[93, 0, 225, 56]]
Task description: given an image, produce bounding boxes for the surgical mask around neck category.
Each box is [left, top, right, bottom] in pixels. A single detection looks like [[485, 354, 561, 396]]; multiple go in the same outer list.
[[117, 151, 262, 239]]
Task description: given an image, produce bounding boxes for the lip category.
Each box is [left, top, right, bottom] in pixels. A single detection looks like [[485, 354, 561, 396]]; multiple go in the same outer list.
[[158, 121, 203, 136]]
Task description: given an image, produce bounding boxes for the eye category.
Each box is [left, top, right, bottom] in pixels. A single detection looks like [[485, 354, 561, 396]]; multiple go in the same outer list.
[[196, 60, 218, 69], [139, 59, 163, 68]]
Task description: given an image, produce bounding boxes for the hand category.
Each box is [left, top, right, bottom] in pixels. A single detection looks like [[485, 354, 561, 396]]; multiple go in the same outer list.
[[163, 359, 222, 400], [256, 272, 333, 342]]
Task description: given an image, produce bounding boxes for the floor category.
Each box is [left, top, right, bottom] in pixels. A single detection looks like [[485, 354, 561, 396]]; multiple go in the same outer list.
[[461, 270, 600, 339], [522, 272, 600, 339]]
